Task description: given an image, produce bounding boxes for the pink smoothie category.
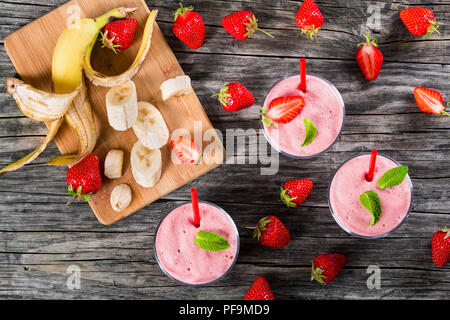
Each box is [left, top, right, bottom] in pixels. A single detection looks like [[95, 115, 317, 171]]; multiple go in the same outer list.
[[263, 74, 344, 157], [155, 202, 238, 285], [329, 154, 412, 237]]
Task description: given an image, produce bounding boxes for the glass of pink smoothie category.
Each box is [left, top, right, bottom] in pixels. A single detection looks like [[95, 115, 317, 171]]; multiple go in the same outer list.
[[328, 153, 413, 238], [261, 74, 345, 159], [154, 201, 239, 286]]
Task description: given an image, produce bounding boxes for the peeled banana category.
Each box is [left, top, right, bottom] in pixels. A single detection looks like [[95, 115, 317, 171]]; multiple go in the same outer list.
[[132, 102, 169, 149], [106, 81, 138, 131], [104, 149, 124, 179], [160, 75, 192, 101], [83, 10, 158, 87], [130, 141, 162, 188], [110, 184, 132, 212]]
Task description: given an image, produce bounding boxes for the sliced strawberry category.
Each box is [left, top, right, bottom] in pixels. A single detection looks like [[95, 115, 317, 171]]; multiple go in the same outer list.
[[260, 96, 305, 127], [170, 136, 201, 164], [356, 34, 384, 81], [414, 87, 449, 117]]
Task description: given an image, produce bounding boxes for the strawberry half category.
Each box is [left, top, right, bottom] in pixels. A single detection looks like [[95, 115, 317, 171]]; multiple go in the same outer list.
[[170, 136, 201, 164], [222, 10, 273, 41], [432, 227, 450, 267], [400, 8, 441, 37], [101, 19, 139, 52], [260, 96, 305, 127], [247, 216, 290, 248], [280, 179, 313, 208], [414, 87, 449, 117], [356, 34, 384, 81], [212, 82, 255, 112], [66, 153, 102, 205], [311, 253, 346, 284], [244, 276, 275, 300], [295, 0, 324, 40], [172, 3, 205, 49]]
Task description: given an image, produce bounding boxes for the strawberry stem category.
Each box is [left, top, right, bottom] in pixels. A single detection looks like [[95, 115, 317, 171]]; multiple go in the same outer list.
[[173, 2, 193, 21], [66, 195, 78, 206], [211, 85, 231, 108]]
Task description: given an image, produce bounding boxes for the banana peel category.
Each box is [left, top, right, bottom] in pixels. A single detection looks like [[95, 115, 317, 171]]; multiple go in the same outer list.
[[83, 10, 158, 87]]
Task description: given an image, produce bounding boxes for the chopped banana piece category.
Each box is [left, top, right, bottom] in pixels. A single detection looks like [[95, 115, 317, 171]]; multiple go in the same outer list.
[[160, 75, 192, 101], [131, 141, 162, 188], [110, 184, 132, 212], [106, 80, 138, 131], [132, 102, 169, 149], [104, 149, 124, 179]]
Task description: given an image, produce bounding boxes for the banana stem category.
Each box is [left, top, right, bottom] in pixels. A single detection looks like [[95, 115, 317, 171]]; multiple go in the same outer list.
[[94, 7, 136, 29]]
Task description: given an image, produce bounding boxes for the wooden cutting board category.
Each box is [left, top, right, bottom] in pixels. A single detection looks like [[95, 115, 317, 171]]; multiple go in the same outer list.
[[4, 0, 224, 225]]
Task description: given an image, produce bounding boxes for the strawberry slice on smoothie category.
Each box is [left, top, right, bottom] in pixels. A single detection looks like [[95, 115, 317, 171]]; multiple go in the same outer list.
[[260, 96, 305, 127]]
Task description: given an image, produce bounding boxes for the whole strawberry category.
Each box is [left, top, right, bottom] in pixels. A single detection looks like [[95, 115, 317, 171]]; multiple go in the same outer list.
[[356, 34, 383, 81], [222, 10, 273, 41], [101, 19, 139, 52], [66, 153, 102, 205], [212, 82, 254, 111], [295, 0, 324, 40], [172, 3, 205, 49], [244, 276, 275, 300], [247, 216, 290, 248], [280, 179, 313, 208], [400, 8, 441, 37], [414, 87, 450, 117], [432, 227, 450, 267], [311, 253, 346, 284]]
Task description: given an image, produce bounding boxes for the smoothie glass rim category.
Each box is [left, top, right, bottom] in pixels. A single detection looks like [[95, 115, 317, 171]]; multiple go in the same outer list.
[[153, 200, 240, 287], [327, 152, 414, 239], [260, 73, 346, 160]]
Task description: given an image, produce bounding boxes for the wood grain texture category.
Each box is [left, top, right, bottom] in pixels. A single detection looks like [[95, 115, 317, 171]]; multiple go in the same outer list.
[[0, 0, 449, 299], [3, 0, 224, 225]]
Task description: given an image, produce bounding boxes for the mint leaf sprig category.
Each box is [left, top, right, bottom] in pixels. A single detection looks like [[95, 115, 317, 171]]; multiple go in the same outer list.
[[377, 166, 409, 190], [360, 190, 382, 226], [302, 118, 317, 146], [194, 231, 230, 252]]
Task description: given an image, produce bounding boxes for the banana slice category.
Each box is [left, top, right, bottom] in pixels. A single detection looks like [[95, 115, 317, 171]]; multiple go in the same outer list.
[[104, 149, 124, 179], [106, 80, 138, 131], [160, 75, 192, 101], [130, 141, 162, 188], [110, 183, 132, 212], [132, 102, 169, 149]]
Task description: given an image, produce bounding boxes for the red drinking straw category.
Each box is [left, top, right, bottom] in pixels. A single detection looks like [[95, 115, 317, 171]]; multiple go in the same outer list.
[[366, 149, 378, 182], [190, 188, 201, 227], [299, 58, 307, 92]]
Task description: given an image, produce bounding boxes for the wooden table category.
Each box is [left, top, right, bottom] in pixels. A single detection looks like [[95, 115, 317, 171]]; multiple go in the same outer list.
[[0, 0, 449, 299]]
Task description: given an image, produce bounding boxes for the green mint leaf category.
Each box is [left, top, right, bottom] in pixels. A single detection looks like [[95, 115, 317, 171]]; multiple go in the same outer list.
[[302, 118, 317, 146], [377, 166, 409, 190], [360, 190, 382, 226], [194, 231, 230, 252]]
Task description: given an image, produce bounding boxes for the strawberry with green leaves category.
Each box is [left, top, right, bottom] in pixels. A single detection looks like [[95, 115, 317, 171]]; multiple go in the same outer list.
[[222, 10, 273, 41], [172, 3, 205, 49], [260, 96, 305, 127], [170, 136, 201, 164], [101, 19, 139, 53], [414, 87, 449, 117], [295, 0, 324, 40], [247, 216, 290, 248], [280, 179, 313, 208], [212, 82, 254, 112], [244, 276, 275, 300], [356, 34, 383, 81], [432, 227, 450, 267], [66, 153, 102, 205], [400, 8, 442, 37], [311, 253, 346, 284]]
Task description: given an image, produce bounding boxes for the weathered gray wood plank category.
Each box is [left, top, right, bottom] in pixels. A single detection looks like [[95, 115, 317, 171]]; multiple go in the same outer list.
[[0, 0, 449, 300]]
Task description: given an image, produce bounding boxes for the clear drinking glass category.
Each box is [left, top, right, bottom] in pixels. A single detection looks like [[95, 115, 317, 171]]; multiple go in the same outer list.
[[260, 73, 345, 159], [328, 153, 413, 239], [154, 201, 240, 286]]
